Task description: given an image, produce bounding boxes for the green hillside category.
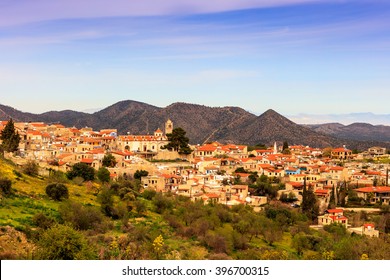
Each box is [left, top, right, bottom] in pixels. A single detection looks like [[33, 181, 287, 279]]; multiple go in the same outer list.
[[1, 156, 390, 260]]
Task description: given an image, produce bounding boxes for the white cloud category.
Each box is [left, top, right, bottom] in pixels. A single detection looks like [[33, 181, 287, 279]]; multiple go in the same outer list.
[[0, 0, 329, 26]]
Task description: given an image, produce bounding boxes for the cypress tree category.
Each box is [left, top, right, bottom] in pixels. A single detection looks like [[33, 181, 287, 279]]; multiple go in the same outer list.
[[301, 177, 319, 221], [0, 119, 21, 153]]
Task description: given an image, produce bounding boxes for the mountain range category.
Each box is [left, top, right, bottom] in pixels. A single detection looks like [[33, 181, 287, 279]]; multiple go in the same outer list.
[[1, 101, 389, 150], [288, 113, 390, 126]]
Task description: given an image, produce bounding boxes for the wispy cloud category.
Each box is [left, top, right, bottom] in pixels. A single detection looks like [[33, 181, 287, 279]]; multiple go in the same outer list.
[[0, 0, 332, 26]]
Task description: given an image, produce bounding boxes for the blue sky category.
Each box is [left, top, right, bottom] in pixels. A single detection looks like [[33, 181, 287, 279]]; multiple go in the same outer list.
[[0, 0, 389, 115]]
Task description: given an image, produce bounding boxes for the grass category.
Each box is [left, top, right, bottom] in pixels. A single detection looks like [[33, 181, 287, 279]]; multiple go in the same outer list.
[[0, 157, 100, 228], [0, 195, 59, 228]]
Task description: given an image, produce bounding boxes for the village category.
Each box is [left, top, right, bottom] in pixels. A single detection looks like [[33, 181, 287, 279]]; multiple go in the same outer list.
[[1, 118, 389, 237]]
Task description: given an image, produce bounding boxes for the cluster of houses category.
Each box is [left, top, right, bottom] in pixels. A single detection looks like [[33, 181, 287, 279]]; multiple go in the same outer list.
[[1, 119, 389, 233]]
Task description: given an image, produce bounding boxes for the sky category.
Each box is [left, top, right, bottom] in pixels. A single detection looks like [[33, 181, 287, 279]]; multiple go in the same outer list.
[[0, 0, 389, 117]]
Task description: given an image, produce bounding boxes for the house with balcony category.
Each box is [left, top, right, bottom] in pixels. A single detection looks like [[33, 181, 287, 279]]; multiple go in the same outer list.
[[356, 186, 390, 205], [331, 147, 352, 160]]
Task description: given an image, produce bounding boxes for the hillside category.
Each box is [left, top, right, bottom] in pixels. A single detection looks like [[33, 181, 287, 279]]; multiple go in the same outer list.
[[0, 101, 389, 150], [307, 123, 390, 143], [1, 157, 390, 260]]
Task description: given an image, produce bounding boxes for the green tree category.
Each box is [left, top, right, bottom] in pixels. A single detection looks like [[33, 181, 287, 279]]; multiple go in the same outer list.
[[134, 169, 149, 180], [97, 167, 111, 183], [102, 153, 117, 167], [301, 179, 319, 221], [66, 162, 95, 181], [162, 127, 192, 155], [45, 183, 69, 201], [0, 118, 21, 154], [98, 186, 118, 218], [234, 167, 247, 173], [37, 224, 95, 260]]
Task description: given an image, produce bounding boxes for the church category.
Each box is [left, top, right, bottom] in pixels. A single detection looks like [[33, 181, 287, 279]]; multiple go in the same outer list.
[[116, 119, 173, 155]]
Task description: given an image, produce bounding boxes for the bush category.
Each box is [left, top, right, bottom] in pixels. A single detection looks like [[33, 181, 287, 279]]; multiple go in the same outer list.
[[142, 189, 156, 200], [59, 201, 111, 232], [36, 224, 95, 260], [0, 178, 13, 196], [152, 193, 173, 214], [97, 167, 110, 183], [23, 160, 39, 176], [32, 213, 55, 229], [134, 199, 147, 216], [45, 183, 69, 201], [134, 170, 149, 180], [48, 170, 68, 184], [66, 163, 95, 181]]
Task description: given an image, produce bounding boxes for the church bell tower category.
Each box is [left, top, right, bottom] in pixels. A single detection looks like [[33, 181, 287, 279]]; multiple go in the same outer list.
[[165, 119, 173, 135]]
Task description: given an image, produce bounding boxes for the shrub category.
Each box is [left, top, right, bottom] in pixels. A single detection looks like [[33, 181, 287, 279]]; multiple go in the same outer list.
[[23, 160, 39, 176], [97, 167, 110, 183], [66, 163, 95, 181], [59, 201, 111, 232], [152, 193, 173, 214], [134, 170, 148, 180], [142, 189, 156, 200], [134, 199, 147, 216], [45, 183, 69, 201], [36, 224, 95, 260], [0, 178, 13, 196], [32, 213, 55, 229], [48, 170, 68, 184]]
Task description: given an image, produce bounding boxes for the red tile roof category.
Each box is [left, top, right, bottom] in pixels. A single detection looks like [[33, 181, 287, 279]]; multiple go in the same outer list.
[[332, 147, 352, 153], [356, 186, 390, 193], [327, 209, 343, 214], [363, 223, 375, 228], [206, 193, 220, 198], [330, 166, 344, 171]]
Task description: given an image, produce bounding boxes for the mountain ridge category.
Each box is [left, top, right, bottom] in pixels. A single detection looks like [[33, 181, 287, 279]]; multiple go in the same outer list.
[[0, 101, 389, 150]]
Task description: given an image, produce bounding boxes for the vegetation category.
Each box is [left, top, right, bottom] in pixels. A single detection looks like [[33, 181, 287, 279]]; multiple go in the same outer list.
[[247, 144, 268, 152], [36, 224, 95, 260], [102, 153, 117, 168], [301, 180, 319, 221], [0, 118, 21, 154], [22, 160, 39, 176], [97, 167, 110, 183], [134, 169, 149, 180], [1, 156, 390, 260], [162, 127, 192, 155], [66, 163, 95, 181], [45, 183, 69, 201], [0, 178, 13, 196]]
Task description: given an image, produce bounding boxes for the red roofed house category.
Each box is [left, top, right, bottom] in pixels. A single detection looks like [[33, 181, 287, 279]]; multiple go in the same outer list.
[[203, 193, 221, 204], [318, 209, 348, 227], [331, 146, 352, 160], [348, 223, 380, 237], [356, 186, 390, 205]]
